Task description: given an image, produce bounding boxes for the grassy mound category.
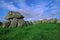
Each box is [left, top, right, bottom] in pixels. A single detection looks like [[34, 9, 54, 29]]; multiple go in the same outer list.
[[0, 23, 60, 40]]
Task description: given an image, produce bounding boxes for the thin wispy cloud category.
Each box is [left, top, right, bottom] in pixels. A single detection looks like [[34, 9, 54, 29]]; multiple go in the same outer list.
[[0, 0, 60, 21]]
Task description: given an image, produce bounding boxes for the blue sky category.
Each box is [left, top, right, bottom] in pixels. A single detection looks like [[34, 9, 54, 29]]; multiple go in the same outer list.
[[0, 0, 60, 21]]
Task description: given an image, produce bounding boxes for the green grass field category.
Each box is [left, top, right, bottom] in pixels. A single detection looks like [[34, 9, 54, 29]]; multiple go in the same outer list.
[[0, 23, 60, 40]]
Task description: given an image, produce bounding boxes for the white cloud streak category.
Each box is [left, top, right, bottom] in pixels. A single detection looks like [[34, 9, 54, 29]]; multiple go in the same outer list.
[[0, 0, 60, 21]]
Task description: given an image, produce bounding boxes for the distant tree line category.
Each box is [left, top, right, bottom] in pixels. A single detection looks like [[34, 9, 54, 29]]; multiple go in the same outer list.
[[32, 18, 60, 24]]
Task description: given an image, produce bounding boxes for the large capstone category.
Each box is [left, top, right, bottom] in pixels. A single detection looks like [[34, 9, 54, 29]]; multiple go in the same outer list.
[[6, 11, 24, 20]]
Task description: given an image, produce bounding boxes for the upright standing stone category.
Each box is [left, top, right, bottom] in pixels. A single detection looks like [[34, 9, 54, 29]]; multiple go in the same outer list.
[[3, 20, 11, 28], [9, 18, 18, 27]]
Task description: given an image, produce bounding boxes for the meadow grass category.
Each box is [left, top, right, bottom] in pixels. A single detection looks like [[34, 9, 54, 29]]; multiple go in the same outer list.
[[0, 23, 60, 40]]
